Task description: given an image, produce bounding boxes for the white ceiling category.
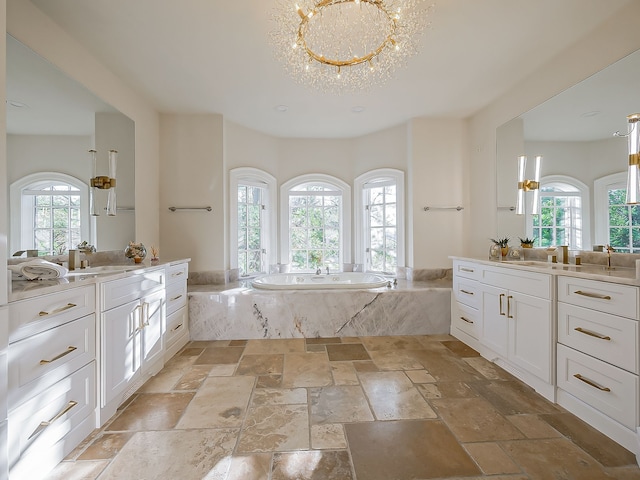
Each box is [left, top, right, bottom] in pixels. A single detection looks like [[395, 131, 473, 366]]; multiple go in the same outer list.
[[14, 0, 638, 139]]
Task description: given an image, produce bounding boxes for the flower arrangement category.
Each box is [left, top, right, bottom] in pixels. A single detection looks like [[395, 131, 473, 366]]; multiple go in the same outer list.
[[150, 245, 160, 262], [125, 242, 147, 262], [490, 237, 510, 248], [519, 237, 535, 248]]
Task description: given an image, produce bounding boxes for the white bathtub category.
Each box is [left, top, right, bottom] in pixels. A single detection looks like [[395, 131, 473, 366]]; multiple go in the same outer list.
[[251, 272, 389, 290]]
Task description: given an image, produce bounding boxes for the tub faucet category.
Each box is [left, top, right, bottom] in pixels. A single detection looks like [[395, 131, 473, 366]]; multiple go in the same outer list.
[[316, 267, 322, 275], [326, 266, 330, 275]]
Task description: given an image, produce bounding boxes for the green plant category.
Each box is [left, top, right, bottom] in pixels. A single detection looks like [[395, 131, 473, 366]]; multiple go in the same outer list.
[[490, 237, 509, 247], [519, 237, 535, 246]]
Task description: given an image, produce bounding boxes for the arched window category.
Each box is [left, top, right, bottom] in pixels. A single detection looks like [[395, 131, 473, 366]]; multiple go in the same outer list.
[[10, 172, 90, 255], [354, 169, 405, 273], [280, 174, 351, 272], [594, 172, 639, 252], [528, 175, 590, 250], [230, 168, 277, 277]]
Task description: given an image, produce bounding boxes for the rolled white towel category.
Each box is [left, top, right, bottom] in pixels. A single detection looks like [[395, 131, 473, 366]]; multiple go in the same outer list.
[[18, 259, 69, 280]]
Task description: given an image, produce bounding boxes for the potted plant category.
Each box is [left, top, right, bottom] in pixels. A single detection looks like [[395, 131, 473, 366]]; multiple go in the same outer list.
[[490, 237, 510, 257], [519, 237, 535, 248]]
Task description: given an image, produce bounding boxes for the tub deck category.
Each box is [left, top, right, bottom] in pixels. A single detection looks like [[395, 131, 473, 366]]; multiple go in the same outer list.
[[188, 278, 452, 340]]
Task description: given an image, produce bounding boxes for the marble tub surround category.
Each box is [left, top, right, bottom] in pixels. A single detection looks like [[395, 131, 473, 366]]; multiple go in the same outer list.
[[47, 335, 640, 479], [188, 278, 452, 340]]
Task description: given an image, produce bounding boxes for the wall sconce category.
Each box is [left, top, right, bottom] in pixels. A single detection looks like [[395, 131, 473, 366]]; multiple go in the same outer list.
[[515, 155, 542, 215], [88, 149, 118, 216], [616, 113, 640, 204]]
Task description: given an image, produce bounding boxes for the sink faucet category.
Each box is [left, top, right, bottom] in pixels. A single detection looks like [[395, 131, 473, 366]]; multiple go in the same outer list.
[[605, 244, 615, 268], [316, 267, 322, 275], [326, 266, 330, 275]]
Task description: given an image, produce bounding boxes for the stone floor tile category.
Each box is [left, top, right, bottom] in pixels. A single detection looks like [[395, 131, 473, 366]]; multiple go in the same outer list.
[[416, 350, 484, 382], [311, 424, 347, 449], [77, 432, 135, 460], [179, 347, 205, 356], [502, 437, 619, 479], [136, 355, 197, 392], [506, 414, 563, 439], [361, 335, 425, 351], [540, 412, 638, 467], [236, 353, 284, 376], [173, 364, 213, 390], [431, 397, 524, 442], [251, 387, 307, 405], [306, 344, 326, 352], [257, 374, 282, 388], [229, 339, 248, 346], [281, 352, 332, 388], [472, 380, 560, 415], [441, 340, 481, 357], [367, 349, 425, 370], [306, 337, 342, 345], [463, 442, 521, 475], [346, 420, 480, 480], [194, 346, 245, 364], [226, 454, 272, 480], [45, 460, 110, 480], [331, 362, 360, 385], [244, 338, 305, 354], [405, 369, 436, 383], [464, 356, 515, 380], [310, 385, 374, 424], [208, 364, 236, 376], [326, 343, 371, 361], [98, 429, 237, 480], [106, 393, 195, 431], [176, 376, 254, 429], [603, 466, 640, 479], [188, 340, 230, 348], [340, 336, 362, 343], [237, 404, 309, 453], [360, 371, 437, 420], [271, 451, 353, 480], [352, 360, 379, 372], [416, 381, 480, 399]]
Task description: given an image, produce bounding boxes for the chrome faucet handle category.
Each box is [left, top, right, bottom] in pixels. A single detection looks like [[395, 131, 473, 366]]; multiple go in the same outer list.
[[326, 266, 330, 275], [315, 268, 322, 275]]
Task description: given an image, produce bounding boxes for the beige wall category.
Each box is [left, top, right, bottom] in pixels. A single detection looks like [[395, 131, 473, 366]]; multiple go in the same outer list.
[[0, 0, 6, 304], [6, 0, 160, 250]]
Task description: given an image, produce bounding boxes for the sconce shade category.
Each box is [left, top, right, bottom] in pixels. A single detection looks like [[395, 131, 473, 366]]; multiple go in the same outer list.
[[516, 155, 526, 215], [625, 114, 640, 204], [531, 155, 542, 215]]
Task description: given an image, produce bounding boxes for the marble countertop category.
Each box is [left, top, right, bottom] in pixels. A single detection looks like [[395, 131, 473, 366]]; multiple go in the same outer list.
[[450, 256, 640, 286], [8, 258, 191, 302]]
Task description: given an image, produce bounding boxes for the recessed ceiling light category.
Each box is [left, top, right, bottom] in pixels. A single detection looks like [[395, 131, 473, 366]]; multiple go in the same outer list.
[[580, 110, 600, 118], [275, 104, 288, 112], [7, 100, 28, 108], [351, 106, 366, 113]]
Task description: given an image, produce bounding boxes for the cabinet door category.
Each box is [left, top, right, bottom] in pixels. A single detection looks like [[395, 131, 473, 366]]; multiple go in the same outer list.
[[481, 284, 508, 357], [141, 290, 164, 373], [102, 299, 141, 407], [508, 291, 552, 382]]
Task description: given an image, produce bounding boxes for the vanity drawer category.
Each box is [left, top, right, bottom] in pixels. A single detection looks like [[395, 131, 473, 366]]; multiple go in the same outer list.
[[482, 265, 551, 300], [557, 344, 638, 430], [165, 306, 188, 349], [452, 302, 482, 340], [453, 260, 482, 281], [101, 268, 164, 311], [8, 285, 95, 343], [453, 277, 480, 309], [558, 276, 638, 319], [8, 362, 95, 474], [166, 281, 187, 316], [558, 303, 638, 374], [166, 263, 188, 285], [8, 314, 95, 409]]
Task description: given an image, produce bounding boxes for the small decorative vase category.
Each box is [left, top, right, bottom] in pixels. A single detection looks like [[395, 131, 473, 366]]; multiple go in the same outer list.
[[501, 246, 509, 257], [125, 242, 147, 261], [521, 243, 533, 249], [489, 244, 501, 260]]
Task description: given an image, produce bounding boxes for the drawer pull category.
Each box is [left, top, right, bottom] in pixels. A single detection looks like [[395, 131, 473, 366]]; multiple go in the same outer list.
[[499, 294, 506, 316], [573, 374, 611, 392], [574, 290, 611, 300], [507, 295, 513, 319], [172, 323, 184, 332], [38, 302, 77, 316], [460, 289, 474, 296], [170, 294, 183, 301], [574, 327, 611, 341], [39, 346, 78, 365], [172, 271, 185, 277], [460, 316, 474, 324], [460, 267, 474, 273], [28, 400, 78, 439]]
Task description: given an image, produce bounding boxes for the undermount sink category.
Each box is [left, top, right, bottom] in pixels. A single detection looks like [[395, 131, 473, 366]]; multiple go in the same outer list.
[[66, 265, 144, 276]]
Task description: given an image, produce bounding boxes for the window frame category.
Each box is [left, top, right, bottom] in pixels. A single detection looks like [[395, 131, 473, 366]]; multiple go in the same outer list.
[[229, 167, 277, 277], [354, 168, 405, 273], [526, 174, 590, 250], [280, 174, 351, 272], [10, 172, 91, 255], [594, 171, 635, 249]]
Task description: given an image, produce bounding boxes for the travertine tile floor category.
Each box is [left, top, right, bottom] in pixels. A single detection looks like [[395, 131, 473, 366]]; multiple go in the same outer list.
[[47, 335, 640, 480]]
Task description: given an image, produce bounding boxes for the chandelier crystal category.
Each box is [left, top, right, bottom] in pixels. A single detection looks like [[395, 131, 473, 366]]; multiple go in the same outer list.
[[271, 0, 431, 93]]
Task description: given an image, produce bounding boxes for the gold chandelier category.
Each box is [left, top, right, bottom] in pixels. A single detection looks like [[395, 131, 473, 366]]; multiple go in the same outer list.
[[271, 0, 431, 93]]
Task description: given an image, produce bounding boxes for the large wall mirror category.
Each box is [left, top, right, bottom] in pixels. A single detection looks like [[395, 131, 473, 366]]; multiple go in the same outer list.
[[6, 35, 135, 256], [497, 48, 640, 252]]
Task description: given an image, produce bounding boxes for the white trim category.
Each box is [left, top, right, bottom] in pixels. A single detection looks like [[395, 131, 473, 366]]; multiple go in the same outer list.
[[594, 171, 626, 246], [354, 168, 405, 272], [10, 172, 90, 254], [229, 167, 277, 274], [527, 174, 591, 250], [280, 173, 351, 271]]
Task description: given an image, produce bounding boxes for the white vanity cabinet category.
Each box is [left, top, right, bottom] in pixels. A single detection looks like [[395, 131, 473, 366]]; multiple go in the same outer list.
[[556, 275, 639, 457], [7, 285, 97, 480], [451, 260, 554, 400], [98, 268, 165, 425], [164, 262, 189, 360]]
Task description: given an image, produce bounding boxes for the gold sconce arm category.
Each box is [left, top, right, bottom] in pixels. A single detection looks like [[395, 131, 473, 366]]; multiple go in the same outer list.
[[517, 179, 539, 191], [90, 176, 116, 189], [629, 153, 640, 166]]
